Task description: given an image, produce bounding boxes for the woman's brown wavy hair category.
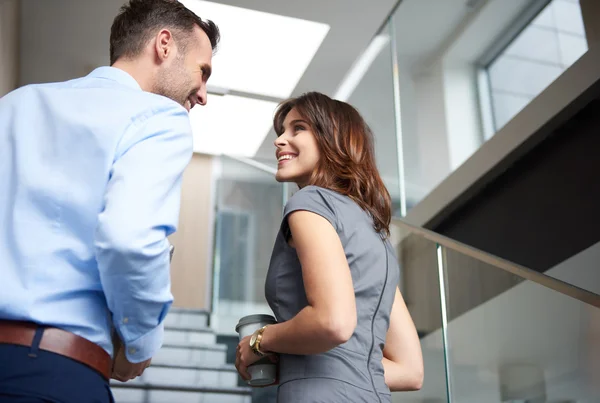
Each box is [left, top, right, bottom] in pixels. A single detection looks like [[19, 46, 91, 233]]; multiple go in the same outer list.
[[274, 92, 392, 237]]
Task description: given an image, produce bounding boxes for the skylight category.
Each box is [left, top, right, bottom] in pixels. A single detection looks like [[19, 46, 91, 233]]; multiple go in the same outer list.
[[188, 94, 279, 157], [180, 0, 330, 99]]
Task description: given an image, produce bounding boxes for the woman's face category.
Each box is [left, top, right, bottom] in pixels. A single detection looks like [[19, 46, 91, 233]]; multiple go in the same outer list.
[[274, 108, 320, 188]]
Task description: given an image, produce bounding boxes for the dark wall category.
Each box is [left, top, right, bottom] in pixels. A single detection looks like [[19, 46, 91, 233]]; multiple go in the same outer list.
[[433, 99, 600, 273]]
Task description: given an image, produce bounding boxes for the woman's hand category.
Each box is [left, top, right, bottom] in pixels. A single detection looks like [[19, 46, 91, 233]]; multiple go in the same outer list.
[[235, 335, 279, 385], [382, 288, 424, 391], [235, 335, 262, 381]]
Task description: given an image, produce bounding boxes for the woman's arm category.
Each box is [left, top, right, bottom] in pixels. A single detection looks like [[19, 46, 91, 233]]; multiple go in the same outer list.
[[259, 210, 357, 355], [382, 287, 424, 391]]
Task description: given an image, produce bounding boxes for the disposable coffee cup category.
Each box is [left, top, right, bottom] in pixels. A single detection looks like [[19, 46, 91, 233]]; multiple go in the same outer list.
[[235, 314, 278, 386]]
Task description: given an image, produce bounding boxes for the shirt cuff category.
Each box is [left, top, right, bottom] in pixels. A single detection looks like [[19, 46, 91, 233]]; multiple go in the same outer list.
[[124, 322, 165, 363]]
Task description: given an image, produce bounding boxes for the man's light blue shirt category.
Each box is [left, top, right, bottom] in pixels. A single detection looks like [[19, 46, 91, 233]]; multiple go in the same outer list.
[[0, 67, 193, 362]]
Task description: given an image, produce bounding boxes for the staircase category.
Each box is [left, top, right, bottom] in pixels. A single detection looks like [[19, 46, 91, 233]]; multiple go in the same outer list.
[[110, 308, 252, 403]]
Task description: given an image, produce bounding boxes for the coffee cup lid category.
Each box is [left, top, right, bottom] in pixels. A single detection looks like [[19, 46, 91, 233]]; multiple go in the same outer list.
[[235, 314, 277, 333]]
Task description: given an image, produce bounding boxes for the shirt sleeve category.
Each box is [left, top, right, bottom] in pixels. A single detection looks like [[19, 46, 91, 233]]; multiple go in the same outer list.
[[282, 186, 339, 235], [94, 103, 193, 363]]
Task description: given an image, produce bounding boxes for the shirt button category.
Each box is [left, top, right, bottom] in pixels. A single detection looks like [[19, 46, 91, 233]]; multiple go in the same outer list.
[[123, 318, 129, 324], [129, 348, 136, 354]]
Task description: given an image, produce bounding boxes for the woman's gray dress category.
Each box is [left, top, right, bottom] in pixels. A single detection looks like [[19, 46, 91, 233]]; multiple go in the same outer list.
[[265, 186, 400, 403]]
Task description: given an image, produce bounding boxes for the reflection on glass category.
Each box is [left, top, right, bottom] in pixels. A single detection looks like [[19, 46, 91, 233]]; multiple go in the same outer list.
[[441, 246, 600, 402], [347, 21, 403, 216], [391, 223, 449, 402], [212, 156, 283, 335]]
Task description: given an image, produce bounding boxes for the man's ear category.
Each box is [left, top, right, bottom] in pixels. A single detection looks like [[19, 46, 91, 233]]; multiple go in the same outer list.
[[154, 29, 174, 62]]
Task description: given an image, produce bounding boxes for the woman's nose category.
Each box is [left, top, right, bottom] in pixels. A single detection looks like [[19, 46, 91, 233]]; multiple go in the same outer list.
[[274, 134, 287, 147]]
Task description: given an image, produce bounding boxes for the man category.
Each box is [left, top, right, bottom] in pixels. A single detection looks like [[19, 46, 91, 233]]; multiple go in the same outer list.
[[0, 1, 219, 402]]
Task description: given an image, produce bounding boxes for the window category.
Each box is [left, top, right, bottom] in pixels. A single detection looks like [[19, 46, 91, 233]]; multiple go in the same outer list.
[[482, 0, 588, 134], [216, 209, 255, 301]]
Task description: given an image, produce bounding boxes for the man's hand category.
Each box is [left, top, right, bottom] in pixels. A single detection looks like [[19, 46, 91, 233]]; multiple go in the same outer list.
[[111, 345, 152, 382]]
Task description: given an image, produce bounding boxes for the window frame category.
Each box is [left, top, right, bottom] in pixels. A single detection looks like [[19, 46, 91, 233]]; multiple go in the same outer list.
[[476, 0, 553, 138]]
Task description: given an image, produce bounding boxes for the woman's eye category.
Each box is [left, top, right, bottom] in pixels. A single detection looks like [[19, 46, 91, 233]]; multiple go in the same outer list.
[[294, 125, 305, 132]]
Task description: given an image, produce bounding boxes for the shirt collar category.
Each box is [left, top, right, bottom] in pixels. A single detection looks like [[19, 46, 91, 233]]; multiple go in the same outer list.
[[87, 66, 142, 91]]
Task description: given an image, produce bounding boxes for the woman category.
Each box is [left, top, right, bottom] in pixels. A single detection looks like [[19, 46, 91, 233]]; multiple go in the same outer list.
[[236, 92, 423, 402]]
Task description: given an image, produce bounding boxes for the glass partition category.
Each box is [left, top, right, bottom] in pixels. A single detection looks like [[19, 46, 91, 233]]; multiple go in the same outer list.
[[211, 155, 283, 335]]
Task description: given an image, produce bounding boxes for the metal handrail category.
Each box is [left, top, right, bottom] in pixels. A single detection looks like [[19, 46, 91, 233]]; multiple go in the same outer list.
[[391, 216, 600, 308]]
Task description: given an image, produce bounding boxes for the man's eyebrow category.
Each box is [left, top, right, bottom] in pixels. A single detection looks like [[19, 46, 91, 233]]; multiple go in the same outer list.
[[201, 64, 212, 80]]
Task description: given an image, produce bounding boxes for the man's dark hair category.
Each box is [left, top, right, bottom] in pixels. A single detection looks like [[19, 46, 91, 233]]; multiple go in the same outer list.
[[110, 0, 220, 65]]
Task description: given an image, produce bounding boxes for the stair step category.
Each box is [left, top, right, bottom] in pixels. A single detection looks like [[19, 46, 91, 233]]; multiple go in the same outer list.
[[153, 343, 227, 367], [164, 327, 216, 346], [110, 363, 239, 390], [164, 308, 210, 330], [110, 382, 251, 403]]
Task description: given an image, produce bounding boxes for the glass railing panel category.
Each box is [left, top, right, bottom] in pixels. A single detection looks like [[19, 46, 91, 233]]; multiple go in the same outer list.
[[441, 245, 600, 403], [390, 223, 450, 402]]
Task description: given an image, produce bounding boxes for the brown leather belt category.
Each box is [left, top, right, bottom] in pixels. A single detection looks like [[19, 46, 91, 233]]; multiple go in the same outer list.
[[0, 320, 112, 380]]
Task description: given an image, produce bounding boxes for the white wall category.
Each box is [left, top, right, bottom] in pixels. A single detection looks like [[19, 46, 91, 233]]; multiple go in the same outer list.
[[0, 0, 19, 96], [394, 241, 600, 403], [19, 0, 123, 86], [395, 58, 482, 206], [442, 62, 482, 171], [406, 58, 484, 193], [413, 64, 452, 193]]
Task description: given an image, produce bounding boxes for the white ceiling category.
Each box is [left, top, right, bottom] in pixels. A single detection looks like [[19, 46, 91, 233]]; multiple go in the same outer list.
[[18, 0, 495, 189], [208, 0, 398, 98], [18, 0, 396, 92], [393, 0, 476, 66], [19, 0, 397, 158], [180, 0, 332, 100]]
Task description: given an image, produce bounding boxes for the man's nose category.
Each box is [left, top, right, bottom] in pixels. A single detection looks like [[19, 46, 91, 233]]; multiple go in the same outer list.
[[196, 87, 207, 106]]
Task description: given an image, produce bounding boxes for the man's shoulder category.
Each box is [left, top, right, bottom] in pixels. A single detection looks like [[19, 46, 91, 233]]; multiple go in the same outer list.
[[126, 96, 191, 133], [2, 72, 191, 139]]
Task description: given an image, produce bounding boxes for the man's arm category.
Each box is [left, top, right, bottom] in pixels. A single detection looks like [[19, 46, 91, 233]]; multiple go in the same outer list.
[[95, 104, 193, 367]]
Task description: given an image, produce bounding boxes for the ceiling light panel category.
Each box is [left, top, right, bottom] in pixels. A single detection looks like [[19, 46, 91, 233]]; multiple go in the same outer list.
[[189, 94, 279, 157], [180, 0, 330, 99]]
